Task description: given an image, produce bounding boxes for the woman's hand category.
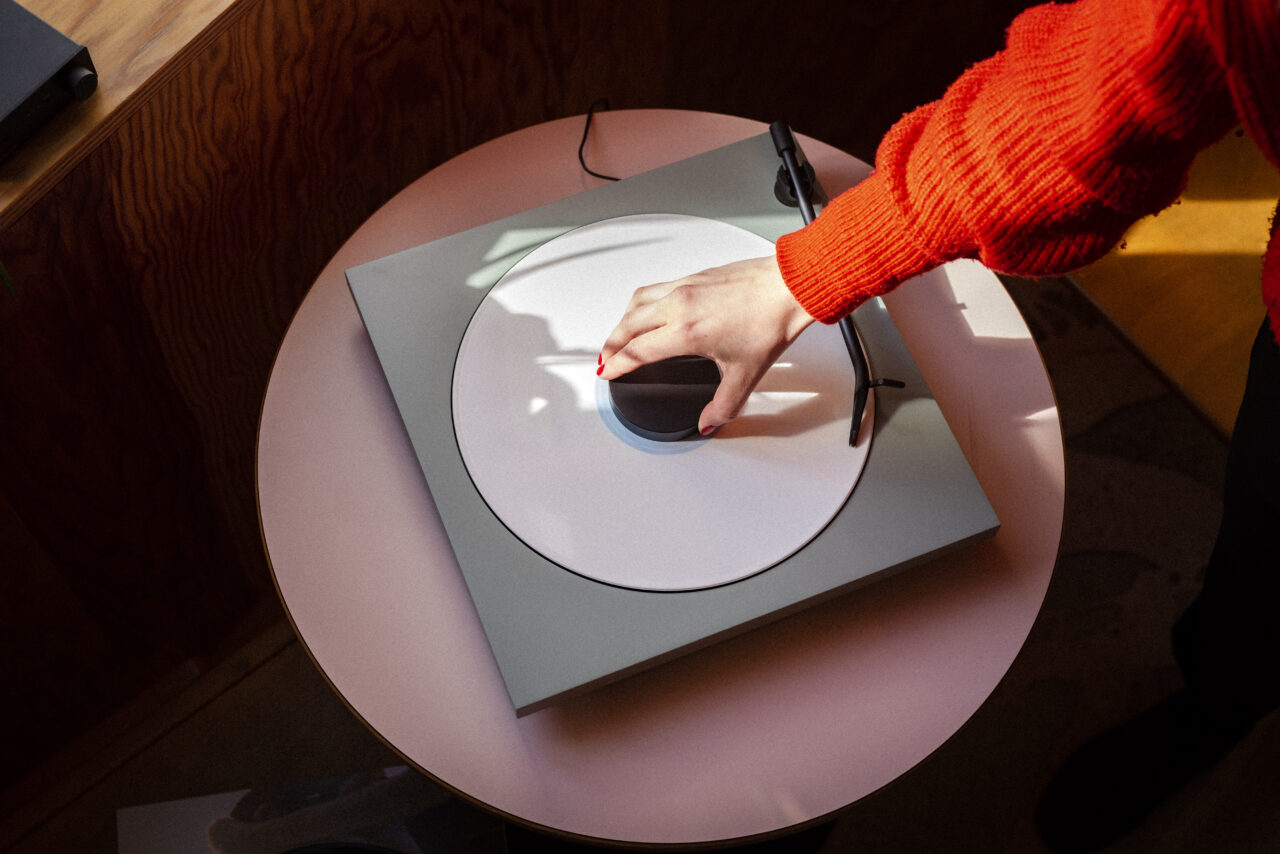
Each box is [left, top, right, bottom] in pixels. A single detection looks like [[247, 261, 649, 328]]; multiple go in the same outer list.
[[598, 255, 815, 435]]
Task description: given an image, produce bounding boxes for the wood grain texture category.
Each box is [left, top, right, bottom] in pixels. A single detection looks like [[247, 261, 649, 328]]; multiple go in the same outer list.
[[2, 0, 1270, 827], [1, 0, 246, 229], [0, 0, 1074, 799], [1, 0, 667, 790], [661, 0, 1041, 162]]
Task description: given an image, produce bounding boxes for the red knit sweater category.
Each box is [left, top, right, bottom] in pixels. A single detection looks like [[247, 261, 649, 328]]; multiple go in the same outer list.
[[776, 0, 1280, 344]]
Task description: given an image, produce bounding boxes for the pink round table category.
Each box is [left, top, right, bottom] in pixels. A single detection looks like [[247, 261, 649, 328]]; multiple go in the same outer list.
[[257, 109, 1063, 846]]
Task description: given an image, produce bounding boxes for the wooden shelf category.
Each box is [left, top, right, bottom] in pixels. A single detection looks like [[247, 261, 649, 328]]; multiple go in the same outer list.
[[1, 0, 245, 230]]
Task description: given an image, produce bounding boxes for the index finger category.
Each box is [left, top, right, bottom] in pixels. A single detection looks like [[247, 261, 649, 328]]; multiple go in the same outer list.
[[598, 280, 680, 363]]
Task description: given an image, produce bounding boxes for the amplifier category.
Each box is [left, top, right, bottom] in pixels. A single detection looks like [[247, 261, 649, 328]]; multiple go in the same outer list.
[[0, 0, 97, 163]]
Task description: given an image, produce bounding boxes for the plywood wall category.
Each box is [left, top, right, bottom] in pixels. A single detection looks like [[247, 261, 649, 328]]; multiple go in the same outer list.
[[0, 0, 1036, 788], [0, 0, 668, 789]]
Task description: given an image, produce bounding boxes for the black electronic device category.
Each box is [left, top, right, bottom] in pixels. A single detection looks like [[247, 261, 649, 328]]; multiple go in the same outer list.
[[0, 0, 97, 163]]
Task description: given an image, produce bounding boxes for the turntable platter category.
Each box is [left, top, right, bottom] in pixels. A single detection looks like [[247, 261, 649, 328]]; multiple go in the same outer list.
[[452, 213, 871, 591]]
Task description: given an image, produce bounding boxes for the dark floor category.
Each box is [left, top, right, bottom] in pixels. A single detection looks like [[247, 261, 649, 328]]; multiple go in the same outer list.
[[5, 274, 1278, 853]]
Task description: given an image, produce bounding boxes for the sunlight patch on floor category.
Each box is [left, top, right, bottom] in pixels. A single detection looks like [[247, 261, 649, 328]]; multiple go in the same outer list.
[[1071, 131, 1280, 436]]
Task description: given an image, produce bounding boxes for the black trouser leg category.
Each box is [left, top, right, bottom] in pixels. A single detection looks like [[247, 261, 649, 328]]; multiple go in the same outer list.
[[1173, 319, 1280, 727]]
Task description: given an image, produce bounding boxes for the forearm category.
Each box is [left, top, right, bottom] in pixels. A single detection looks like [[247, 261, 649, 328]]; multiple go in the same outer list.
[[779, 0, 1237, 324]]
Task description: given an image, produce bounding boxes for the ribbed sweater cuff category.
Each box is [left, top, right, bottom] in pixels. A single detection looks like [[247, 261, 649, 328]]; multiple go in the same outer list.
[[776, 173, 938, 324]]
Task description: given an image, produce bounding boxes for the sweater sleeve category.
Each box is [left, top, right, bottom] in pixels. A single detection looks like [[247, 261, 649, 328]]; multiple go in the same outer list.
[[776, 0, 1239, 324]]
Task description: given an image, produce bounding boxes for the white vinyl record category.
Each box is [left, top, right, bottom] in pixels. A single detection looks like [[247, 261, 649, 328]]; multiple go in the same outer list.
[[452, 213, 871, 591]]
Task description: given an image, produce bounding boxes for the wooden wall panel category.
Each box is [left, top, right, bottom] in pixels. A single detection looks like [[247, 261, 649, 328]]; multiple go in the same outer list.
[[0, 143, 256, 789], [662, 0, 1040, 161], [0, 0, 667, 789], [2, 0, 1039, 792]]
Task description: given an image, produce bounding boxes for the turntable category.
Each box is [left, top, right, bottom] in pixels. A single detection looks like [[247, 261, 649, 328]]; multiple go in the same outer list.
[[346, 130, 999, 715]]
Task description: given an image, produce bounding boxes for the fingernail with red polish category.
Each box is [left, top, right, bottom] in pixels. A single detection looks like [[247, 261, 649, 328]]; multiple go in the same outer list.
[[700, 424, 718, 437], [596, 364, 604, 376]]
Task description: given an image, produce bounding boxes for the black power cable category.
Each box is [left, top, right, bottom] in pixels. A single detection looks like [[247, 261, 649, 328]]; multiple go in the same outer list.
[[579, 98, 621, 182]]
